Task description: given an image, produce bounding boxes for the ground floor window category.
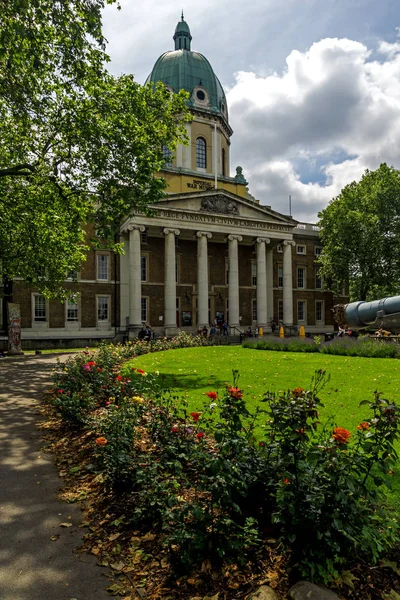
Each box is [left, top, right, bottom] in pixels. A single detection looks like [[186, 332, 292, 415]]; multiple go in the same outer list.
[[252, 299, 257, 321], [141, 297, 148, 323], [297, 300, 306, 323], [97, 296, 110, 322], [66, 298, 79, 322], [33, 294, 47, 322], [315, 300, 324, 323], [278, 299, 283, 321]]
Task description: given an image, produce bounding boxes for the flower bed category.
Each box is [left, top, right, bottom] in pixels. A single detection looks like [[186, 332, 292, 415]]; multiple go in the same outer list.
[[49, 335, 400, 595]]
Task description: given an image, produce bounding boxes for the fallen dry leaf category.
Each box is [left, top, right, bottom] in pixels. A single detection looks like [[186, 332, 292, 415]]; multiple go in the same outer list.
[[59, 522, 72, 528]]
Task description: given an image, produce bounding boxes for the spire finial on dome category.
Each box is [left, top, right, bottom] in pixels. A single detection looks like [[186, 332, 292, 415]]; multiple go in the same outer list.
[[174, 13, 192, 51]]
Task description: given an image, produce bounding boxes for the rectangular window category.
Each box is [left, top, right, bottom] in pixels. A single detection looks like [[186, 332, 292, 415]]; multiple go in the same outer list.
[[34, 294, 47, 322], [316, 300, 324, 322], [97, 254, 109, 281], [297, 300, 306, 322], [141, 231, 148, 245], [66, 299, 79, 322], [251, 261, 257, 286], [315, 269, 323, 290], [314, 246, 322, 256], [141, 256, 147, 282], [97, 296, 109, 321], [252, 299, 257, 321], [297, 267, 305, 289], [141, 297, 148, 323], [278, 299, 283, 321], [278, 266, 283, 288], [296, 245, 306, 255]]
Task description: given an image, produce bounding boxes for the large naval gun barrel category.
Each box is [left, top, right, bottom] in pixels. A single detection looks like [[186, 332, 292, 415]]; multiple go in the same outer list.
[[333, 295, 400, 331]]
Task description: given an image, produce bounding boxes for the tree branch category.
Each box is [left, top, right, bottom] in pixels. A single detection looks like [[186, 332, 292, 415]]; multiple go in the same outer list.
[[0, 164, 36, 178]]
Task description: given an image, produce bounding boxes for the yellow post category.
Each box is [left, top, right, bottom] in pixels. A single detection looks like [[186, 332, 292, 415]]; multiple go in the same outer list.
[[299, 325, 306, 338], [258, 326, 263, 337], [279, 326, 284, 338]]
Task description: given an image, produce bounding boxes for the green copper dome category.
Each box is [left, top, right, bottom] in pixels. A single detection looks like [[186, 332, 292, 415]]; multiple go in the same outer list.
[[145, 15, 228, 121]]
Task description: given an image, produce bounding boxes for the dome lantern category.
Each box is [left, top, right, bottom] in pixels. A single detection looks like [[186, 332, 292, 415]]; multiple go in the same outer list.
[[173, 12, 192, 51]]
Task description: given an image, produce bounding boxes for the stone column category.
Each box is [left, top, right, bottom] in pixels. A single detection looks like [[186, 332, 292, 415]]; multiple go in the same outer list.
[[256, 237, 270, 328], [128, 225, 145, 339], [196, 231, 212, 327], [283, 240, 296, 325], [163, 228, 180, 336], [266, 248, 274, 323], [228, 234, 242, 328]]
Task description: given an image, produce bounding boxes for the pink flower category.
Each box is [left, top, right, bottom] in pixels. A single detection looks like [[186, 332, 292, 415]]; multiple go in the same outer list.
[[57, 389, 63, 394]]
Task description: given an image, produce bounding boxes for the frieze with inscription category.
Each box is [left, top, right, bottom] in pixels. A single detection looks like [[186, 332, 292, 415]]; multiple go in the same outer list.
[[200, 195, 239, 215], [187, 179, 214, 191], [157, 209, 292, 232]]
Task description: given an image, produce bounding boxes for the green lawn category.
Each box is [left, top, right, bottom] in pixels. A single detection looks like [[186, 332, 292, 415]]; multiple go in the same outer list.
[[124, 346, 400, 506]]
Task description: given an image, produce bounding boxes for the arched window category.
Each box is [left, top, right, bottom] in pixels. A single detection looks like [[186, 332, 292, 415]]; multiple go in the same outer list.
[[162, 145, 172, 168], [196, 137, 207, 169], [221, 148, 226, 177]]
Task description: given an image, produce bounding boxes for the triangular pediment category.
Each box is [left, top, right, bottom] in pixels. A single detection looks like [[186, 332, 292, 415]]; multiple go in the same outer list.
[[152, 189, 296, 227]]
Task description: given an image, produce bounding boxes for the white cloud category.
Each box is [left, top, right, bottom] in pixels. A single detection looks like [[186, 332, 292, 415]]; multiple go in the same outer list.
[[228, 36, 400, 221]]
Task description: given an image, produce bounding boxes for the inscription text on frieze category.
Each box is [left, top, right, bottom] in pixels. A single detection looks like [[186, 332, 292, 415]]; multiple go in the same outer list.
[[158, 209, 290, 232], [187, 179, 214, 190]]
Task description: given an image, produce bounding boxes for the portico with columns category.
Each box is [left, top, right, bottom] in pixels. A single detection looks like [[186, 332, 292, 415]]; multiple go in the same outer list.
[[120, 188, 303, 338]]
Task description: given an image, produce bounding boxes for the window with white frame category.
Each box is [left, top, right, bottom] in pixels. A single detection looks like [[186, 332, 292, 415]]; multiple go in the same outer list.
[[97, 296, 110, 322], [141, 256, 147, 282], [314, 246, 322, 256], [277, 244, 283, 253], [297, 267, 306, 289], [97, 254, 109, 281], [141, 297, 148, 323], [315, 269, 323, 290], [252, 299, 257, 321], [33, 294, 47, 322], [297, 300, 306, 322], [296, 245, 306, 255], [315, 300, 324, 322], [251, 261, 257, 286], [66, 298, 79, 322], [278, 299, 283, 321], [141, 231, 148, 245], [278, 266, 283, 288]]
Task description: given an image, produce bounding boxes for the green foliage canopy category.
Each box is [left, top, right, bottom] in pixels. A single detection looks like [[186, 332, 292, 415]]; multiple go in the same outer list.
[[0, 0, 190, 297], [317, 163, 400, 301]]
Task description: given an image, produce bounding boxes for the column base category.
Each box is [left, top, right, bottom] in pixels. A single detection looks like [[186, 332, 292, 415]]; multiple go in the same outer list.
[[165, 325, 179, 337]]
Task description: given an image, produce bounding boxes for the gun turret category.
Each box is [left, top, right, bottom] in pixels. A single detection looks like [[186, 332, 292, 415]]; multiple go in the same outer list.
[[333, 296, 400, 331]]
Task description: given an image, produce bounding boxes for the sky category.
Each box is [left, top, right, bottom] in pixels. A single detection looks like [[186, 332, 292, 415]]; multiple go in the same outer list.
[[102, 0, 400, 223]]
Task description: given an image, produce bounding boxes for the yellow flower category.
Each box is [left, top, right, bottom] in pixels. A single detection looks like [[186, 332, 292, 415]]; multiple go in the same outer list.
[[131, 396, 144, 404], [108, 396, 115, 402]]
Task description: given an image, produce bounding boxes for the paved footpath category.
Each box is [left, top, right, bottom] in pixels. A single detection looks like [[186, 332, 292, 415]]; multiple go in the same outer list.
[[0, 354, 111, 600]]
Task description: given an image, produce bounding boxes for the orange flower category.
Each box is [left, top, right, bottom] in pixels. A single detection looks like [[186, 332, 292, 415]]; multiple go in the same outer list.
[[283, 478, 290, 485], [136, 369, 146, 375], [95, 436, 108, 446], [206, 391, 217, 400], [357, 421, 370, 431], [228, 387, 243, 399], [332, 427, 351, 444], [292, 387, 304, 397]]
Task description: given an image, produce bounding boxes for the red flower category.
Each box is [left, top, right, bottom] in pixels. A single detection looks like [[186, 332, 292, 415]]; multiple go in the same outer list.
[[57, 389, 63, 394], [131, 367, 136, 372], [95, 437, 107, 446], [357, 421, 370, 431], [87, 361, 96, 367], [196, 432, 204, 439], [258, 441, 265, 447], [190, 412, 201, 422], [116, 375, 123, 381], [171, 426, 179, 433], [292, 387, 304, 397], [332, 427, 351, 444], [283, 478, 290, 485], [136, 368, 146, 375], [228, 387, 243, 399], [206, 391, 217, 400]]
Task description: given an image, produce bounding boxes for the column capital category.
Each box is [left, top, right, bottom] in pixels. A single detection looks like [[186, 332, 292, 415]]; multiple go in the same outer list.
[[196, 231, 212, 239], [227, 234, 243, 242], [256, 237, 271, 245], [163, 228, 180, 236], [121, 224, 145, 234], [283, 239, 296, 247]]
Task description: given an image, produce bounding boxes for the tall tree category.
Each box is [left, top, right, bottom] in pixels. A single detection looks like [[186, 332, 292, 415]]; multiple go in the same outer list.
[[318, 163, 400, 301], [0, 0, 190, 298]]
